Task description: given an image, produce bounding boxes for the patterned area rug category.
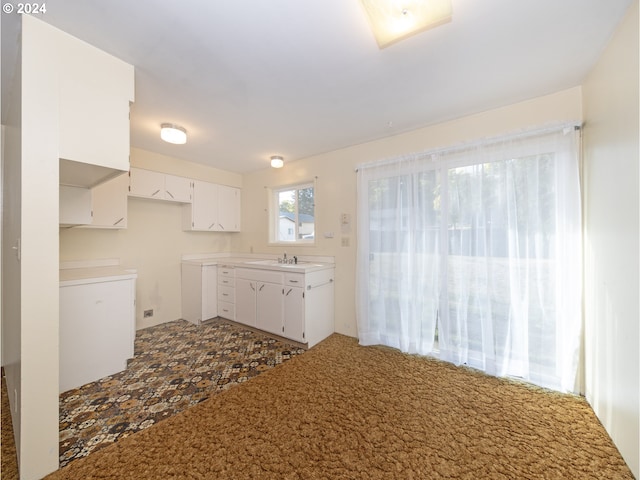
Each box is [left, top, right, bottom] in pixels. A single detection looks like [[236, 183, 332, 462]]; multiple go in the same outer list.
[[59, 319, 304, 467]]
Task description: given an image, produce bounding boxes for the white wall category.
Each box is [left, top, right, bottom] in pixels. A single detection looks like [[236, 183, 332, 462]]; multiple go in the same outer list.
[[60, 148, 242, 329], [582, 1, 639, 476], [2, 34, 23, 469], [234, 87, 584, 338], [6, 15, 61, 479]]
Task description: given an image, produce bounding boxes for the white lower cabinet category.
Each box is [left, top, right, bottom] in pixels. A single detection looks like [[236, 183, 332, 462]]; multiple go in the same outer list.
[[59, 275, 136, 393], [235, 268, 284, 333], [181, 263, 217, 324], [235, 267, 334, 346]]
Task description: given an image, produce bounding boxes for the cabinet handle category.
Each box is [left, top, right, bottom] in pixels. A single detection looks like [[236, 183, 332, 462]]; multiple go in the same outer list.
[[209, 223, 215, 229], [222, 293, 228, 296], [113, 217, 124, 226], [166, 190, 175, 199], [250, 283, 255, 291], [151, 189, 161, 196], [289, 280, 299, 283], [218, 224, 225, 230], [259, 284, 265, 291], [285, 288, 292, 296]]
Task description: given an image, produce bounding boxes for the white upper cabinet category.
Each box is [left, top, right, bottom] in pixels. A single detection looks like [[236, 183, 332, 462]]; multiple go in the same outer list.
[[183, 181, 241, 232], [89, 172, 129, 229], [164, 174, 193, 203], [57, 31, 134, 182], [184, 180, 219, 231], [218, 185, 241, 232], [128, 168, 192, 203]]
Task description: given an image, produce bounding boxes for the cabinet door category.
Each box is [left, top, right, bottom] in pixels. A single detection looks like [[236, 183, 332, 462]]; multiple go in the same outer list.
[[181, 263, 203, 325], [129, 168, 165, 199], [90, 172, 128, 228], [164, 174, 192, 203], [284, 287, 305, 343], [217, 185, 241, 232], [201, 266, 218, 321], [59, 279, 135, 393], [235, 279, 257, 327], [257, 282, 284, 336], [58, 32, 134, 173], [191, 180, 219, 230]]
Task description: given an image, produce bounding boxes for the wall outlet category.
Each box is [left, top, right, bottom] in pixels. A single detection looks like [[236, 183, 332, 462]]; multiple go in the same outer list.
[[143, 309, 153, 318]]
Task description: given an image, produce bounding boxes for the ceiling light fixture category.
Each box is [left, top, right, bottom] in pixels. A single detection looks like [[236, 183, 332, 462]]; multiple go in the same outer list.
[[359, 0, 452, 49], [270, 156, 284, 168], [160, 123, 187, 144]]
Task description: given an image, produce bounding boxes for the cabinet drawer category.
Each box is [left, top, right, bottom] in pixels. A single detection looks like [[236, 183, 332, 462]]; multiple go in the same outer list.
[[218, 301, 235, 320], [218, 284, 235, 303], [218, 275, 235, 287], [236, 267, 284, 284], [284, 273, 304, 287], [218, 266, 235, 277]]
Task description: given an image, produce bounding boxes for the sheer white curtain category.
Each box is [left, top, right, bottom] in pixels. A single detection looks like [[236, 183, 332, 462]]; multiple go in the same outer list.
[[356, 159, 441, 355], [356, 126, 582, 392]]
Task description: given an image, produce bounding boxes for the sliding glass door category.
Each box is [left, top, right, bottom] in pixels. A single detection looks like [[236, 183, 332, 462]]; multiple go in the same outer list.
[[357, 127, 582, 392]]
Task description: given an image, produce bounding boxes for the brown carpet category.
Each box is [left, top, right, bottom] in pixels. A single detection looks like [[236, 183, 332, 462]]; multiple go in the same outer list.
[[44, 334, 632, 479]]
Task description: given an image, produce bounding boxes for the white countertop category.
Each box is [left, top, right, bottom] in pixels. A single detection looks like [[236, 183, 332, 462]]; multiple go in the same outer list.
[[181, 256, 334, 273], [60, 266, 138, 287]]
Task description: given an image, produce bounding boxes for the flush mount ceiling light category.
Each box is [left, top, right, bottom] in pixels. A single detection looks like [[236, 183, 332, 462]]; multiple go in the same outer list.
[[270, 156, 284, 168], [359, 0, 452, 49], [160, 123, 187, 144]]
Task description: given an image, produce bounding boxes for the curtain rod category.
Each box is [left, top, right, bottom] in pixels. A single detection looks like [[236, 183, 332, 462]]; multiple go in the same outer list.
[[355, 121, 582, 172]]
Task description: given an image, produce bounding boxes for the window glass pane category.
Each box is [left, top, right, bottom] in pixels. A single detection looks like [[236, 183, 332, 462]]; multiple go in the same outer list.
[[297, 186, 314, 240], [278, 189, 295, 241], [273, 184, 315, 243]]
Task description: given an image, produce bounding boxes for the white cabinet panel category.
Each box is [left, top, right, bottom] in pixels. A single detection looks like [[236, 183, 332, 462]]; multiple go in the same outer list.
[[284, 287, 305, 343], [60, 185, 92, 226], [218, 185, 241, 231], [129, 168, 193, 203], [183, 181, 241, 232], [59, 278, 135, 393], [164, 174, 192, 203], [257, 282, 284, 336], [129, 168, 165, 199], [187, 180, 218, 231], [58, 32, 134, 174], [181, 263, 217, 325], [235, 279, 257, 327], [89, 172, 128, 228]]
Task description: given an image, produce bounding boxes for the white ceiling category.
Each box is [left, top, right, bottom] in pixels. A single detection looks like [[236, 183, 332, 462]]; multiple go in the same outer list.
[[1, 0, 634, 173]]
